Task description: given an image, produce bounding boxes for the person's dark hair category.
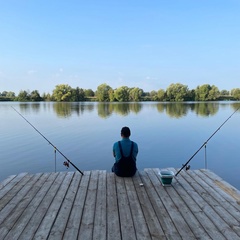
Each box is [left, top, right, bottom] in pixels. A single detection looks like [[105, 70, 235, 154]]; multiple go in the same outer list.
[[121, 126, 131, 138]]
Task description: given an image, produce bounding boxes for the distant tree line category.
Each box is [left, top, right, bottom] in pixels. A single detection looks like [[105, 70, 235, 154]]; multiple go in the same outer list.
[[1, 83, 240, 102]]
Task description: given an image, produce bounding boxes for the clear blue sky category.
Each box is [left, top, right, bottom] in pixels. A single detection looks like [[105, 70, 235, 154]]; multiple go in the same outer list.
[[0, 0, 239, 94]]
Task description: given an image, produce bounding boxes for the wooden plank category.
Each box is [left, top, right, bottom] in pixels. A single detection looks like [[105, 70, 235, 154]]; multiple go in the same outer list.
[[186, 170, 240, 238], [115, 175, 136, 240], [200, 169, 240, 207], [132, 172, 167, 240], [138, 170, 180, 240], [199, 168, 240, 237], [170, 169, 225, 239], [0, 169, 239, 240], [168, 168, 222, 240], [18, 172, 66, 240], [0, 173, 47, 239], [63, 171, 91, 240], [33, 172, 75, 239], [78, 170, 99, 240], [196, 170, 240, 216], [180, 169, 240, 239], [0, 174, 17, 190], [93, 170, 107, 240], [153, 168, 212, 240], [0, 172, 28, 203], [0, 173, 33, 223], [106, 173, 121, 240], [124, 174, 152, 240], [145, 168, 196, 239], [3, 173, 55, 240], [47, 172, 82, 240], [177, 169, 228, 240], [177, 170, 226, 239]]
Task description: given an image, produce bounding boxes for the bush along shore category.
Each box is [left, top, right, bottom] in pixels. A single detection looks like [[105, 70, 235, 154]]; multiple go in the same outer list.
[[1, 83, 240, 102]]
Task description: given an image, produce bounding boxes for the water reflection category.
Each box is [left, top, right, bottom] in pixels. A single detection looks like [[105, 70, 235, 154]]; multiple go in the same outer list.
[[164, 103, 189, 118], [14, 101, 240, 119], [194, 102, 219, 117], [53, 102, 95, 118], [53, 102, 72, 118], [110, 103, 143, 116], [129, 103, 143, 114], [232, 102, 240, 110], [97, 103, 114, 118], [19, 103, 41, 114], [155, 103, 165, 113]]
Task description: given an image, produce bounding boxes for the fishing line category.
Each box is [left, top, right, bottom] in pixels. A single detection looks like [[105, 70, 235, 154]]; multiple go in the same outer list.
[[11, 106, 84, 175], [175, 105, 240, 176]]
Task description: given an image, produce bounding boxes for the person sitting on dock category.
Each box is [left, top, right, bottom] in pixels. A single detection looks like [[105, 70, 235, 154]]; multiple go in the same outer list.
[[112, 126, 138, 177]]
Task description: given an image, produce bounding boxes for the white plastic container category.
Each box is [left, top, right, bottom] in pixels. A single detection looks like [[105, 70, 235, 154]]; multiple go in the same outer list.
[[159, 170, 174, 186]]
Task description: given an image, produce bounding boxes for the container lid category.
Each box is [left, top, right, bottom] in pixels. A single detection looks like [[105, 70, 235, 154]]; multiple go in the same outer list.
[[159, 170, 174, 176]]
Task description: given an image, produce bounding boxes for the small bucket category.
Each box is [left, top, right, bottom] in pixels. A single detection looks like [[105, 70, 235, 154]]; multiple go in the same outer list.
[[159, 170, 174, 186]]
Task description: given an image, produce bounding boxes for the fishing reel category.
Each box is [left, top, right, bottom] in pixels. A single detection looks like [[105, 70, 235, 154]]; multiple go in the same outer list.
[[63, 161, 70, 169], [182, 164, 190, 171]]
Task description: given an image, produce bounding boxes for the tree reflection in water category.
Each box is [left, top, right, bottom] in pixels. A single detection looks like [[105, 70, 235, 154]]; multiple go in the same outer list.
[[17, 101, 240, 119]]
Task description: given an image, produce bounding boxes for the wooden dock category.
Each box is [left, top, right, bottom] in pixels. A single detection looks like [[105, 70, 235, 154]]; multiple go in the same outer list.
[[0, 168, 240, 240]]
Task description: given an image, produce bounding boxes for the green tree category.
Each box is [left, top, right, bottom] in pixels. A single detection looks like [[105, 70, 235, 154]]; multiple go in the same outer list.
[[157, 89, 166, 101], [129, 87, 143, 101], [114, 86, 130, 102], [149, 91, 158, 101], [52, 84, 72, 101], [17, 90, 30, 101], [231, 88, 240, 100], [166, 83, 189, 101], [220, 90, 229, 96], [84, 89, 95, 97], [108, 89, 116, 102], [187, 89, 195, 101], [95, 83, 112, 101], [208, 85, 220, 100], [0, 91, 15, 101], [71, 87, 85, 101], [195, 84, 220, 101], [1, 91, 8, 97], [30, 90, 42, 101], [6, 91, 15, 98], [195, 85, 210, 101], [42, 92, 52, 101]]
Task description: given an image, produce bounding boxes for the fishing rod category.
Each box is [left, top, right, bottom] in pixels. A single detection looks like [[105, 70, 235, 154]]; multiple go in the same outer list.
[[11, 106, 84, 175], [175, 105, 240, 176]]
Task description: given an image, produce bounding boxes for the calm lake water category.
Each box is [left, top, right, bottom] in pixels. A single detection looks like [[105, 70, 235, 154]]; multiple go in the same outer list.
[[1, 101, 240, 190]]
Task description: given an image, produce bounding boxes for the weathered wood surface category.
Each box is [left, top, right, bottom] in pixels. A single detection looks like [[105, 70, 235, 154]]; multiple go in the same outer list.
[[0, 168, 239, 240]]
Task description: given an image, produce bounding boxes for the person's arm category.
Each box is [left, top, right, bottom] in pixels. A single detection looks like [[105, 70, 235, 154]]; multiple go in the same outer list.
[[113, 143, 116, 157], [134, 142, 138, 157]]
